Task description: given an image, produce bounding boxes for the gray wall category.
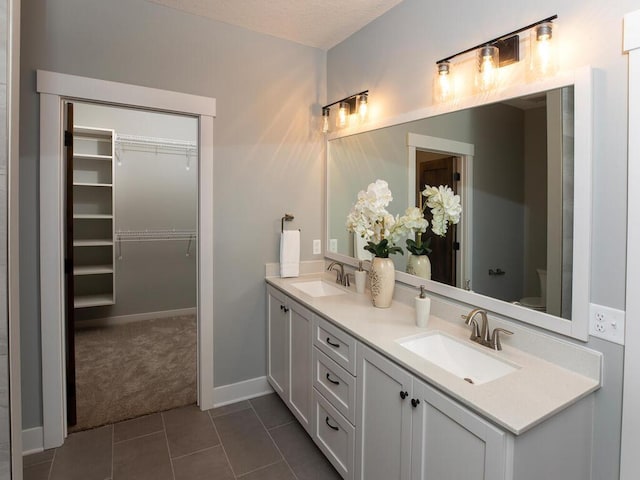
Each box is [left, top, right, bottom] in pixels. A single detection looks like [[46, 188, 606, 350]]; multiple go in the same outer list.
[[20, 0, 325, 429], [327, 0, 631, 478], [1, 0, 10, 476]]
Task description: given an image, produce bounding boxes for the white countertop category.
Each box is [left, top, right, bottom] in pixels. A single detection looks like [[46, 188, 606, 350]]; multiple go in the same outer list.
[[266, 273, 601, 435]]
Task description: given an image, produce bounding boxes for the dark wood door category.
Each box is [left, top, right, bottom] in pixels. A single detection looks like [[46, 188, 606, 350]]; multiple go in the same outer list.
[[64, 102, 77, 426], [417, 152, 458, 286]]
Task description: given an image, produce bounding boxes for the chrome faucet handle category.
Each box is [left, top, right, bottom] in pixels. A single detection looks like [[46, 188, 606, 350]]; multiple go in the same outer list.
[[490, 328, 513, 351]]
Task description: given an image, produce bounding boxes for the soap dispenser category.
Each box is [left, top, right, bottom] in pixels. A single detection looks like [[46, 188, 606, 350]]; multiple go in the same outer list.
[[355, 261, 367, 294], [415, 285, 431, 328]]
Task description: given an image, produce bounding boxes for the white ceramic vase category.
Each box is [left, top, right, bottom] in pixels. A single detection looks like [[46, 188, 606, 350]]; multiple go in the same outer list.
[[370, 257, 395, 308], [406, 254, 432, 280]]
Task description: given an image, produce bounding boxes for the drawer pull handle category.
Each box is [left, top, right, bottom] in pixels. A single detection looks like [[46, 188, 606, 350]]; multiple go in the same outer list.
[[280, 304, 284, 310], [326, 338, 340, 348], [283, 306, 290, 313], [326, 373, 340, 385], [325, 416, 339, 431], [411, 398, 421, 408], [400, 391, 408, 400]]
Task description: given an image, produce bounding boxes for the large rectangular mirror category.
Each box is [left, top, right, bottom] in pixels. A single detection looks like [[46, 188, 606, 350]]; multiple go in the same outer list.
[[326, 69, 592, 340]]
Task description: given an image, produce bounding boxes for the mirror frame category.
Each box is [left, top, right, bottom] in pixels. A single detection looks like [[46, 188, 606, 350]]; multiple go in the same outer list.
[[325, 66, 592, 341]]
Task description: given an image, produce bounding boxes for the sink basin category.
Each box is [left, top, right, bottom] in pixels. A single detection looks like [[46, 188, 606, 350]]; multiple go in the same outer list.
[[397, 333, 519, 385], [291, 280, 347, 298]]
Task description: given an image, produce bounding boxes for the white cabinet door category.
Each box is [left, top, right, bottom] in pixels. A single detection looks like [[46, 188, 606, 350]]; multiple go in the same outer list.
[[355, 345, 413, 480], [289, 300, 313, 433], [411, 379, 508, 480], [267, 287, 289, 397]]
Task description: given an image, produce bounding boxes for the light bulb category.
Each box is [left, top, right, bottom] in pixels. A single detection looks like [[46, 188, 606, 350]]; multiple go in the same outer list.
[[530, 22, 557, 79], [434, 62, 453, 102], [322, 108, 330, 134], [476, 45, 499, 92], [357, 94, 368, 121], [337, 101, 349, 128]]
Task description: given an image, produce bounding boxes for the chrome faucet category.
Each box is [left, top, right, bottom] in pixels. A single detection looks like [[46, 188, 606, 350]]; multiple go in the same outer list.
[[462, 308, 513, 351], [327, 261, 345, 285]]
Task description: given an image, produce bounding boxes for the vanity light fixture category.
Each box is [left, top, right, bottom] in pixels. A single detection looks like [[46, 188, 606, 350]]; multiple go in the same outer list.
[[321, 90, 369, 133], [322, 107, 330, 134], [434, 15, 557, 98], [530, 21, 557, 78], [476, 45, 500, 92], [434, 61, 454, 102]]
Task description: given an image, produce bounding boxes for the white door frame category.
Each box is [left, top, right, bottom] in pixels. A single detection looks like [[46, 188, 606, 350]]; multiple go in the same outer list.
[[407, 133, 475, 290], [37, 70, 216, 448], [621, 10, 640, 479]]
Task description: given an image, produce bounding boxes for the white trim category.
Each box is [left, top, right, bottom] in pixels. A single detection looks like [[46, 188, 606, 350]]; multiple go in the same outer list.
[[621, 10, 640, 480], [325, 66, 593, 341], [37, 70, 216, 117], [212, 376, 274, 408], [75, 307, 197, 329], [407, 133, 475, 290], [39, 93, 67, 447], [37, 70, 216, 447], [22, 428, 44, 456], [8, 0, 23, 476]]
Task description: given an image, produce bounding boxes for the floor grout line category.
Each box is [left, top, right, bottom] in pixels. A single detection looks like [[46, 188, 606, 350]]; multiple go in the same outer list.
[[249, 400, 300, 480], [112, 429, 165, 445], [110, 424, 114, 480], [160, 412, 177, 480], [235, 459, 287, 478], [207, 409, 239, 479], [47, 448, 57, 480]]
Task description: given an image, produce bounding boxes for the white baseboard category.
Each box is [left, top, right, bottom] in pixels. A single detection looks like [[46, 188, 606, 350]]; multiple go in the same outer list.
[[22, 427, 44, 455], [76, 307, 197, 329], [212, 376, 274, 408]]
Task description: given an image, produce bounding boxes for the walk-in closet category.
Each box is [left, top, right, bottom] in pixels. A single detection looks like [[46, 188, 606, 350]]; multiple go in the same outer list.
[[67, 102, 199, 430]]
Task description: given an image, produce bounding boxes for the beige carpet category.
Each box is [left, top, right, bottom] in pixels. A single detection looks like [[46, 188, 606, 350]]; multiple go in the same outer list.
[[71, 315, 197, 432]]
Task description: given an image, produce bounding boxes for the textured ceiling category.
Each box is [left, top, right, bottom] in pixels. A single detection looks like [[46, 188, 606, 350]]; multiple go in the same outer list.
[[147, 0, 403, 49]]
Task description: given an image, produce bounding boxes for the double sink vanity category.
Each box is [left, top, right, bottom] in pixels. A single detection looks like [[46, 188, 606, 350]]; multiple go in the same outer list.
[[266, 269, 601, 480]]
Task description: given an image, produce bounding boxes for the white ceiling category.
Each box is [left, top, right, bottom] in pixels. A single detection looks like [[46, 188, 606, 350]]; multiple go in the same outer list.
[[147, 0, 403, 49]]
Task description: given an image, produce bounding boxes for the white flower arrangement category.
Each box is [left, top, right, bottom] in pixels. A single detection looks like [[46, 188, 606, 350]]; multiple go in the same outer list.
[[422, 185, 462, 236], [346, 179, 428, 257]]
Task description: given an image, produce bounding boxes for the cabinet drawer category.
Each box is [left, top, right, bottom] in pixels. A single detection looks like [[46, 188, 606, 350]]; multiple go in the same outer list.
[[313, 389, 355, 480], [314, 316, 357, 375], [313, 347, 356, 424]]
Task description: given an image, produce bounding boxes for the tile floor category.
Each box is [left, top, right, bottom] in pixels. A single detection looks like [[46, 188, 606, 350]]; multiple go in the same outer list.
[[23, 393, 341, 480]]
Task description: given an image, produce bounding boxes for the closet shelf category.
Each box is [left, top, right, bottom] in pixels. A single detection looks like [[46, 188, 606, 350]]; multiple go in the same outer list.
[[74, 126, 113, 139], [73, 182, 113, 188], [73, 153, 112, 161], [74, 294, 115, 309], [73, 214, 113, 219], [73, 265, 114, 276], [73, 239, 113, 247]]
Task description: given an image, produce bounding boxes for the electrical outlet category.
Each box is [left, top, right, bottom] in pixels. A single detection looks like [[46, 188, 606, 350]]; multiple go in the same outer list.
[[589, 303, 625, 345], [329, 239, 338, 252], [313, 239, 321, 255]]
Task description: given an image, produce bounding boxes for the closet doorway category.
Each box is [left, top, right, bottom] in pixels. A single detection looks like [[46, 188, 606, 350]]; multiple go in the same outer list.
[[38, 70, 215, 449], [66, 101, 199, 430]]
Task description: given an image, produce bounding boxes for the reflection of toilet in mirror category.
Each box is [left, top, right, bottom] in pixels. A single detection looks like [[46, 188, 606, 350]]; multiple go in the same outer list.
[[519, 268, 547, 312]]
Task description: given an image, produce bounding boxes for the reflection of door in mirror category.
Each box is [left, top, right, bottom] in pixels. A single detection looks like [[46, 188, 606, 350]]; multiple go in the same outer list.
[[416, 151, 458, 286]]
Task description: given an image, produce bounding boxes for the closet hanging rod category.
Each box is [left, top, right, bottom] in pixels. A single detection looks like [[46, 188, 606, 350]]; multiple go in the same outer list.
[[115, 133, 197, 151], [116, 229, 197, 241]]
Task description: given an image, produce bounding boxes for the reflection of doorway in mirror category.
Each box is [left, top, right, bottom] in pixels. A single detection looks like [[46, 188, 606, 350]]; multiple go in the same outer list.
[[416, 151, 459, 286]]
